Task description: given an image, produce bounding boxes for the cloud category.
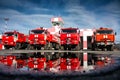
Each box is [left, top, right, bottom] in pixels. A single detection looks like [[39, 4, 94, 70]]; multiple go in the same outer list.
[[0, 9, 54, 34], [0, 0, 21, 7], [58, 0, 120, 42], [0, 0, 120, 41]]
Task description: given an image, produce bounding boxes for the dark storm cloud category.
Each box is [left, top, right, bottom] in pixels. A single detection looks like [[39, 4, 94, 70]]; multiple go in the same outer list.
[[0, 0, 66, 15], [0, 0, 120, 41]]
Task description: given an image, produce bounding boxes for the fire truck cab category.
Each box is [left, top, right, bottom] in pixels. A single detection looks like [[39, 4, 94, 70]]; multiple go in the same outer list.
[[59, 27, 81, 50], [28, 27, 59, 50], [92, 27, 116, 51], [2, 31, 28, 49], [28, 27, 50, 49]]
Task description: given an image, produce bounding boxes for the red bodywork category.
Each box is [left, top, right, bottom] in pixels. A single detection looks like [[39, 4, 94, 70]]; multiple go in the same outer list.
[[27, 57, 46, 70], [94, 27, 115, 45], [16, 59, 26, 68], [28, 27, 59, 49], [0, 55, 16, 66], [60, 28, 80, 45], [60, 58, 67, 70], [92, 27, 116, 51], [2, 31, 27, 48], [60, 27, 81, 50], [70, 58, 80, 70], [0, 40, 2, 49], [28, 28, 50, 45]]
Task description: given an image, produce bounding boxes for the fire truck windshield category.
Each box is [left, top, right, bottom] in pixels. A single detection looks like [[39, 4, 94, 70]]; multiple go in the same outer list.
[[31, 30, 45, 34], [97, 30, 113, 34], [4, 33, 14, 36], [61, 29, 77, 33]]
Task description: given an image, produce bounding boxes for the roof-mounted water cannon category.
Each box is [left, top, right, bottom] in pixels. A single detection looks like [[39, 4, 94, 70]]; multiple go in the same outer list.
[[51, 17, 64, 27]]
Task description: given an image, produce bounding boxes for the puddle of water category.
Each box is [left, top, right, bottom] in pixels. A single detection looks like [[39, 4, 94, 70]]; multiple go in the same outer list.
[[0, 52, 120, 80]]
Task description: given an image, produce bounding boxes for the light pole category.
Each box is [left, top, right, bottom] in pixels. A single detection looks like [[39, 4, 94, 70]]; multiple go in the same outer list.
[[4, 18, 9, 32]]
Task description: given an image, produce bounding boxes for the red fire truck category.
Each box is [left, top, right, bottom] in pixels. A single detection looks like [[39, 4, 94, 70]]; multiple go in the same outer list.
[[59, 27, 81, 50], [0, 35, 3, 49], [28, 27, 59, 50], [92, 27, 116, 51], [2, 31, 28, 49]]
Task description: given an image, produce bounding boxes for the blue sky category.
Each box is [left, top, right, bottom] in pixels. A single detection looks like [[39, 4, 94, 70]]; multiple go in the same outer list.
[[0, 0, 120, 42]]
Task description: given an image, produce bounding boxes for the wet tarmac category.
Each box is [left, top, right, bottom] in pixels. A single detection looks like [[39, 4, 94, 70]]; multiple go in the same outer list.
[[0, 52, 120, 80]]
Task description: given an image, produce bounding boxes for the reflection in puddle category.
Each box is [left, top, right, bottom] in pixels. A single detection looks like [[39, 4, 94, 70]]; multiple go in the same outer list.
[[0, 52, 116, 74]]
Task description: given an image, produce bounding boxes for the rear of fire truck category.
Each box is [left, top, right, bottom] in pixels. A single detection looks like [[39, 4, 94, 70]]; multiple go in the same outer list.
[[92, 27, 116, 51], [2, 31, 27, 49], [60, 27, 81, 50]]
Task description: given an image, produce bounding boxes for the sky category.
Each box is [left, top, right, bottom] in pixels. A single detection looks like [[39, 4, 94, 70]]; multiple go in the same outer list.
[[0, 0, 120, 42]]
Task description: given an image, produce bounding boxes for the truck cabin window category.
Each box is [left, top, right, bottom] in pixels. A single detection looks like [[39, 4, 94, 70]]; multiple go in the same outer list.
[[4, 32, 14, 36], [97, 30, 113, 34], [31, 30, 45, 34], [61, 29, 77, 33]]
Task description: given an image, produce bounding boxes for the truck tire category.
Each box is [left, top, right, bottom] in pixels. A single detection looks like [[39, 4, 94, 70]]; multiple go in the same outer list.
[[75, 44, 80, 50], [101, 47, 105, 51], [47, 42, 53, 50], [92, 43, 96, 51], [55, 43, 60, 50], [110, 45, 114, 51], [60, 46, 64, 50], [27, 44, 34, 50], [107, 45, 113, 51], [15, 43, 21, 50], [44, 44, 48, 50], [4, 46, 9, 49], [49, 43, 53, 50]]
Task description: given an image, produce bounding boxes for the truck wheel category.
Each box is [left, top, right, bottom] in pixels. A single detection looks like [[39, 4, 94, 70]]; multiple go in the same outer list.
[[27, 44, 34, 50], [92, 43, 96, 51], [5, 46, 9, 49], [101, 48, 105, 51], [107, 45, 113, 51], [44, 44, 48, 50], [110, 46, 114, 51], [49, 43, 53, 50], [75, 44, 80, 50], [60, 46, 64, 50], [55, 44, 60, 50], [15, 43, 21, 49]]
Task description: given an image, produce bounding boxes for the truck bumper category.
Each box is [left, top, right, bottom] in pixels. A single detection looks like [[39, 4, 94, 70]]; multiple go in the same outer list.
[[96, 42, 114, 46], [61, 40, 79, 45]]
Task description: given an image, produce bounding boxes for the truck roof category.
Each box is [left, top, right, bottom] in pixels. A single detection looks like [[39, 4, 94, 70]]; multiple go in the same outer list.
[[96, 27, 113, 31], [4, 31, 18, 34], [31, 27, 46, 31], [4, 31, 24, 35], [61, 27, 78, 30]]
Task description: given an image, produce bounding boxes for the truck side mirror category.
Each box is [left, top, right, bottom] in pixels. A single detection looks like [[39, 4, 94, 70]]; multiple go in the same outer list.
[[79, 30, 80, 34], [29, 30, 30, 35], [115, 32, 117, 35], [59, 31, 60, 34], [45, 30, 47, 34]]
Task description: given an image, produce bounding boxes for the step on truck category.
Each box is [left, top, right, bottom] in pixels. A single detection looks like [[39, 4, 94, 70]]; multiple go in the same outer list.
[[59, 27, 81, 50], [92, 27, 116, 51], [2, 30, 28, 49]]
